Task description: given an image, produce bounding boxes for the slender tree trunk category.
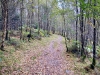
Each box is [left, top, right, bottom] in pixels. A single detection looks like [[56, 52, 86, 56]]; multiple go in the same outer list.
[[80, 3, 85, 57], [62, 0, 68, 52], [75, 0, 78, 48], [0, 0, 8, 50], [63, 14, 68, 52], [46, 0, 49, 35], [20, 0, 23, 40], [47, 17, 49, 35], [5, 30, 9, 40], [5, 12, 9, 40], [29, 13, 32, 35], [91, 0, 96, 69], [38, 0, 40, 35]]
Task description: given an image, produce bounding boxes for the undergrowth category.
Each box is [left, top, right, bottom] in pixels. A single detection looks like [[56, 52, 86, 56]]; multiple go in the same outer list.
[[65, 40, 98, 75], [0, 34, 57, 75]]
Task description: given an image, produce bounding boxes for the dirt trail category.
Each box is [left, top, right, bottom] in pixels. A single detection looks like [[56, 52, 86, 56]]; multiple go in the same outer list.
[[12, 35, 75, 75]]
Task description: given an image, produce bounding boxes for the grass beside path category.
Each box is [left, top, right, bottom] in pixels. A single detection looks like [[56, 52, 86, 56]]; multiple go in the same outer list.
[[0, 34, 58, 75]]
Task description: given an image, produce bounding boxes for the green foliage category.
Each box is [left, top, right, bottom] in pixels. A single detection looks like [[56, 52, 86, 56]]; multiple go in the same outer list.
[[0, 51, 4, 63], [23, 31, 29, 37], [67, 40, 80, 53], [96, 46, 100, 57], [40, 29, 45, 37], [9, 31, 19, 36], [85, 45, 100, 56], [33, 32, 41, 40], [85, 45, 92, 53], [34, 29, 38, 32], [33, 32, 38, 37], [6, 38, 22, 49], [33, 29, 49, 37], [33, 24, 38, 29], [0, 52, 21, 75], [40, 29, 50, 37], [96, 63, 100, 68]]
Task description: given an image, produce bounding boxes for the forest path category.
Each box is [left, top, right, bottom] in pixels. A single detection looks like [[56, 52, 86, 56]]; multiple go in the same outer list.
[[12, 35, 75, 75]]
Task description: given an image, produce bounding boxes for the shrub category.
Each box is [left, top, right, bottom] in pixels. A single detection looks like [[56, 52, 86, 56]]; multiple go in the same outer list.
[[6, 38, 22, 49], [96, 46, 100, 58], [33, 32, 38, 37], [9, 31, 20, 36], [40, 30, 45, 37], [23, 31, 30, 40], [33, 24, 38, 29], [68, 40, 80, 53], [33, 33, 41, 40]]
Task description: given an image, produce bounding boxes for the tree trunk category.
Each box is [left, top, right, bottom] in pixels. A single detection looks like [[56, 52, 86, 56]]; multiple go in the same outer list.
[[80, 2, 85, 57], [38, 0, 40, 35], [5, 11, 9, 40], [5, 30, 9, 40], [63, 15, 68, 52], [75, 0, 78, 46], [0, 0, 8, 50], [46, 0, 49, 35], [20, 0, 23, 40], [91, 0, 96, 69]]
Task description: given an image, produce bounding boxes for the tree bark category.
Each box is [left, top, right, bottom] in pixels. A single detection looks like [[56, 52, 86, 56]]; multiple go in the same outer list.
[[20, 0, 24, 40], [46, 0, 49, 35], [91, 0, 96, 69], [38, 0, 40, 35], [80, 2, 85, 57], [0, 0, 8, 50], [75, 0, 78, 48], [62, 14, 68, 52]]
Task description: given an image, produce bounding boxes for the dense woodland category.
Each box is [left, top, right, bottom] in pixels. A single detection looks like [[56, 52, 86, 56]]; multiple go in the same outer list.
[[0, 0, 100, 75]]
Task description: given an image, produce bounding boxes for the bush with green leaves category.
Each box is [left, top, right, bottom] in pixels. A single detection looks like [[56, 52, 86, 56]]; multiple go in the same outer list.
[[85, 45, 92, 53], [96, 46, 100, 57], [23, 31, 30, 40], [6, 38, 22, 49], [32, 32, 41, 40], [68, 40, 80, 52], [40, 29, 45, 37], [40, 29, 50, 37], [33, 24, 38, 29], [9, 30, 20, 36]]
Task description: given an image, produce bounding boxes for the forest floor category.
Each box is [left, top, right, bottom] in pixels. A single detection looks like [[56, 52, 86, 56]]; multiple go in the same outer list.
[[0, 34, 96, 75], [11, 35, 75, 75]]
